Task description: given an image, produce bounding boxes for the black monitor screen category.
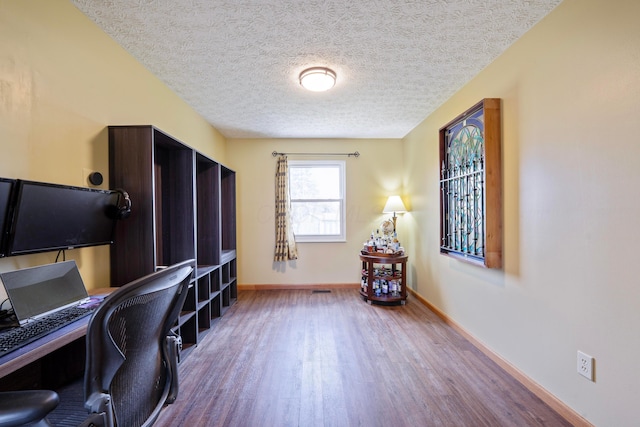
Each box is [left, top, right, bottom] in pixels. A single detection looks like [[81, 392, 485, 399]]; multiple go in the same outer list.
[[0, 178, 16, 257], [8, 180, 118, 256]]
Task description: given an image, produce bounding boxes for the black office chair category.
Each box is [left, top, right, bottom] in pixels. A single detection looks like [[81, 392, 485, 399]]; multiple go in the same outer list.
[[0, 259, 193, 427]]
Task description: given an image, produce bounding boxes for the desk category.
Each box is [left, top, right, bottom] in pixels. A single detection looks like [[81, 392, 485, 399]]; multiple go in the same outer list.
[[0, 288, 114, 382], [0, 316, 90, 379]]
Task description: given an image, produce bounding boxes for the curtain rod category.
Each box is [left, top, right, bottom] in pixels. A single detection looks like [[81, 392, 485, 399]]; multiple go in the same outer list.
[[272, 150, 359, 158]]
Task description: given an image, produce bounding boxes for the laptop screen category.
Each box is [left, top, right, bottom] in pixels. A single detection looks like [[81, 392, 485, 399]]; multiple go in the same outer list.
[[0, 260, 89, 324]]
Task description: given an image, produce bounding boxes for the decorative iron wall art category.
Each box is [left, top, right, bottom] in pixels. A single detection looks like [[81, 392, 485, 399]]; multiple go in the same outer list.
[[439, 98, 502, 268]]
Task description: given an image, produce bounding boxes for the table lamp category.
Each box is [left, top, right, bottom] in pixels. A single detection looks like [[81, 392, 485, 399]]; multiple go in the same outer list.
[[382, 195, 407, 232]]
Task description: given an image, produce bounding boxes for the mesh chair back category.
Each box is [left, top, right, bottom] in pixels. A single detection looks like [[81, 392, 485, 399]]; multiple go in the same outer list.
[[84, 260, 193, 427]]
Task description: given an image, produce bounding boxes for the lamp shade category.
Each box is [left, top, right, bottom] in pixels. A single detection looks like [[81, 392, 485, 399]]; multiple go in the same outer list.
[[299, 67, 336, 92], [382, 196, 407, 214]]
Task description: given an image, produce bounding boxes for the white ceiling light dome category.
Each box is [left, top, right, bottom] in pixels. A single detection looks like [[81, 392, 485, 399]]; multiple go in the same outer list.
[[299, 67, 337, 92]]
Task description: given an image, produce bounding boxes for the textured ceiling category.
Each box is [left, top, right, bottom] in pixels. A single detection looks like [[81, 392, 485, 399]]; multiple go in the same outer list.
[[70, 0, 562, 139]]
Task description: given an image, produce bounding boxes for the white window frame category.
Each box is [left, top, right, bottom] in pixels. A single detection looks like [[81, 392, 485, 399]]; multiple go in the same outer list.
[[289, 160, 346, 243]]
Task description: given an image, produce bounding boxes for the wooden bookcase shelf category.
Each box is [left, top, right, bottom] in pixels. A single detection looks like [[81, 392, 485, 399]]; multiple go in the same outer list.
[[108, 125, 237, 359]]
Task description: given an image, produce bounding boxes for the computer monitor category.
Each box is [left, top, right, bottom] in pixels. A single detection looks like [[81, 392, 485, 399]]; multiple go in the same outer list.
[[0, 178, 16, 257], [7, 180, 119, 256]]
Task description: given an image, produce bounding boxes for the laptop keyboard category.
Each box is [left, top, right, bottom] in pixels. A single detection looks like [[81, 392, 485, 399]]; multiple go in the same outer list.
[[0, 306, 94, 358]]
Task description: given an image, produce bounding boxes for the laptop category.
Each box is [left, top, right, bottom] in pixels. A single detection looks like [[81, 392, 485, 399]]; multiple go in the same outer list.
[[0, 260, 91, 326]]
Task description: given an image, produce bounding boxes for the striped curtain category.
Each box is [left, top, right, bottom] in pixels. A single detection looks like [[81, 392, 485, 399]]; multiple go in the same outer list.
[[274, 155, 298, 261]]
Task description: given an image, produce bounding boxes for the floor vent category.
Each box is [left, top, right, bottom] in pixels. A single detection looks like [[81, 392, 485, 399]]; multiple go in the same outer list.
[[312, 289, 331, 294]]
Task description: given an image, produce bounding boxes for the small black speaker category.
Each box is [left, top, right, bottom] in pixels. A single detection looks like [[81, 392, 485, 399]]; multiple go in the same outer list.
[[88, 172, 103, 186]]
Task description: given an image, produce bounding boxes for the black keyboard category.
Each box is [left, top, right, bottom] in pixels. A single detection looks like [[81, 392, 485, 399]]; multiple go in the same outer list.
[[0, 306, 94, 358]]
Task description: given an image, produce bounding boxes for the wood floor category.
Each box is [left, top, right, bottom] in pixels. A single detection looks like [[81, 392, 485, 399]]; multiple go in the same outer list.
[[155, 289, 572, 427]]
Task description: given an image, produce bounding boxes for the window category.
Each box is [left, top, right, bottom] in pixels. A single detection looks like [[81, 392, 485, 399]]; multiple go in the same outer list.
[[289, 160, 346, 242], [439, 98, 502, 268]]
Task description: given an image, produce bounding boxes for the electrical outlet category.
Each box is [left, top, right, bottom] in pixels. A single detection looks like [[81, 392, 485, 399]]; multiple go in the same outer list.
[[577, 350, 594, 381]]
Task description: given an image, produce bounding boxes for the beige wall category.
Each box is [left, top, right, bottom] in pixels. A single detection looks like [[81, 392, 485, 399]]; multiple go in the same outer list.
[[403, 0, 640, 425], [228, 138, 404, 285], [0, 0, 226, 289]]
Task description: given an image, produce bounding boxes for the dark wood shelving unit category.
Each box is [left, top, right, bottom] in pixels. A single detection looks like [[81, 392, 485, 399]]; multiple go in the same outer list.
[[109, 125, 237, 359]]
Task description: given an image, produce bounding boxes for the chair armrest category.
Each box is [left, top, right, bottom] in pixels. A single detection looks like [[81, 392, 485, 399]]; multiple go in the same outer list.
[[165, 332, 182, 404], [84, 392, 113, 427], [77, 412, 108, 427]]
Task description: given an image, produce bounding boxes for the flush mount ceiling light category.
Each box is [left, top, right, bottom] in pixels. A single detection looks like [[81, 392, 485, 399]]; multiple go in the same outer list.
[[299, 67, 336, 92]]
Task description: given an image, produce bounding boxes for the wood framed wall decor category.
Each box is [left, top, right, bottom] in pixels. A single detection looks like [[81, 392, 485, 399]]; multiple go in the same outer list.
[[439, 98, 502, 268]]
